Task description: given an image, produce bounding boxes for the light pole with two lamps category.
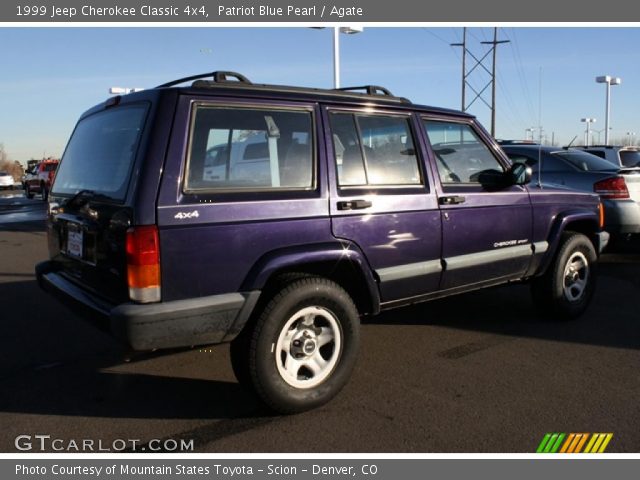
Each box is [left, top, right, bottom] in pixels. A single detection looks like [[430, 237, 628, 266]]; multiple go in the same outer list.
[[580, 117, 596, 147], [595, 75, 621, 145]]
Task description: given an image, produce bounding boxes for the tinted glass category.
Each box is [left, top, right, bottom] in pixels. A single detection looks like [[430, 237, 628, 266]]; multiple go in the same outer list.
[[620, 150, 640, 168], [52, 104, 148, 201], [423, 121, 504, 183], [554, 150, 618, 172], [186, 106, 313, 191], [330, 112, 421, 187]]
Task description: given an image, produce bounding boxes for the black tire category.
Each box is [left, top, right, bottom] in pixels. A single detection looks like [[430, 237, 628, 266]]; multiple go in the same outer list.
[[233, 277, 360, 414], [531, 232, 597, 319], [25, 185, 34, 199], [41, 183, 48, 201]]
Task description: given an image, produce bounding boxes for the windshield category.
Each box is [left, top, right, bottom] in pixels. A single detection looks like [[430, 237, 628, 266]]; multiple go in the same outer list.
[[620, 150, 640, 168], [554, 150, 618, 172], [52, 104, 148, 201]]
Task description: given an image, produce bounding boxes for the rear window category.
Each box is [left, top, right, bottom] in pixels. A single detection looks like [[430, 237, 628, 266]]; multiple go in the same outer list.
[[52, 104, 148, 201], [619, 150, 640, 168], [554, 150, 618, 172], [43, 163, 57, 172]]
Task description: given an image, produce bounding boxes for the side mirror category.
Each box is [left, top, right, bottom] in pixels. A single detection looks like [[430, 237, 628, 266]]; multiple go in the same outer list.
[[510, 163, 532, 185]]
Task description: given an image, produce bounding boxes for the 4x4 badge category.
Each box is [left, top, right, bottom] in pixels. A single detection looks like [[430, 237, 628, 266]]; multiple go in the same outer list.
[[174, 210, 200, 220]]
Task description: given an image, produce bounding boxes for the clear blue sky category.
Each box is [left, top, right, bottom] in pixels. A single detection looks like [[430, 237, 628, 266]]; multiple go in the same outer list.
[[2, 27, 640, 163]]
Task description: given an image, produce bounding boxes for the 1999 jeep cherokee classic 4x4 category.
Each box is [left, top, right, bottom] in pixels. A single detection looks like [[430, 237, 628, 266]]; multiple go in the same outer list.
[[37, 71, 609, 413]]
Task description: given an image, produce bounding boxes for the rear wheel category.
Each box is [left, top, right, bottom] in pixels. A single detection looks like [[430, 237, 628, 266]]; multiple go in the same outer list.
[[231, 277, 360, 414], [25, 185, 34, 199], [41, 182, 48, 201], [531, 232, 597, 319]]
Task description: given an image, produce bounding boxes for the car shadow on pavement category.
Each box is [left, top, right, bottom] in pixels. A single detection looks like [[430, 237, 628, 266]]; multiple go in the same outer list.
[[365, 255, 640, 352], [0, 367, 266, 421], [0, 278, 268, 422]]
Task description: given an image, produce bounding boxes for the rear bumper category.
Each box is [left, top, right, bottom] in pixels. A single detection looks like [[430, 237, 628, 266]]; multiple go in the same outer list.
[[36, 261, 259, 351], [603, 199, 640, 234]]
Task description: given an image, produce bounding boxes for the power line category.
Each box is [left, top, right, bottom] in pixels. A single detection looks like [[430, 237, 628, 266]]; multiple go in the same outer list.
[[451, 27, 510, 136]]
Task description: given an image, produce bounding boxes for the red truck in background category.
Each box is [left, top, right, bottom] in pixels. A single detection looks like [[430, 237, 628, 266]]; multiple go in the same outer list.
[[25, 159, 59, 200]]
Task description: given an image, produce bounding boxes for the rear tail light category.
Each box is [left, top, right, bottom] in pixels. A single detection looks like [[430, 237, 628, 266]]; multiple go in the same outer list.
[[126, 225, 161, 303], [594, 176, 629, 199]]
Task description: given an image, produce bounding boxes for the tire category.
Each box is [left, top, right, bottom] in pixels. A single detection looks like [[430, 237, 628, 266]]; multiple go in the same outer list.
[[41, 183, 48, 201], [25, 185, 34, 199], [232, 277, 360, 414], [531, 232, 597, 319]]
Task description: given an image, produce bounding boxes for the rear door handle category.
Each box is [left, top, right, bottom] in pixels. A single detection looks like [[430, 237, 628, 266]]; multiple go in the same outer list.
[[439, 195, 466, 205], [337, 199, 372, 210]]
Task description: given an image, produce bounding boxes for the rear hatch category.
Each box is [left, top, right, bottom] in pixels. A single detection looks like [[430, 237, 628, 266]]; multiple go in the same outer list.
[[47, 101, 150, 305]]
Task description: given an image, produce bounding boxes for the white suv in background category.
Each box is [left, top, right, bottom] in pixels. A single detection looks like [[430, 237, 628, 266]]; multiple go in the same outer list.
[[574, 145, 640, 168]]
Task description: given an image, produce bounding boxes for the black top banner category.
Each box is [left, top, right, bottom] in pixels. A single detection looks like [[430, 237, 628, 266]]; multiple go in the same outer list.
[[3, 0, 640, 22]]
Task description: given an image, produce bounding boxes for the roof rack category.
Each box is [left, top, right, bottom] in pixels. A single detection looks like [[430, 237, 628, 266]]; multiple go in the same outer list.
[[336, 85, 395, 97], [155, 70, 411, 104], [156, 71, 251, 88]]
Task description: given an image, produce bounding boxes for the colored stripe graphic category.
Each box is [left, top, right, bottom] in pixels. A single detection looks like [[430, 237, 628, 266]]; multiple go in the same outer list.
[[537, 433, 613, 453]]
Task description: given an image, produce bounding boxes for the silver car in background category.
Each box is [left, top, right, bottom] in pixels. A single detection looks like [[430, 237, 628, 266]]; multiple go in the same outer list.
[[501, 144, 640, 245]]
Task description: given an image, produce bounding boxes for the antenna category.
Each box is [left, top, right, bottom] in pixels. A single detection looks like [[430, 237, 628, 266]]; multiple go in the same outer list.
[[537, 138, 543, 189], [536, 68, 543, 189]]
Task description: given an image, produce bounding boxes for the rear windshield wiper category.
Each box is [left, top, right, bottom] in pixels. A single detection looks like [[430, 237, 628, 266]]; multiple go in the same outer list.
[[63, 189, 114, 208]]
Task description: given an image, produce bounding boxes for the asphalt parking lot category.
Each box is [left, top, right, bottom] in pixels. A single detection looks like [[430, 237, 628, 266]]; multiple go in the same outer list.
[[1, 188, 639, 453]]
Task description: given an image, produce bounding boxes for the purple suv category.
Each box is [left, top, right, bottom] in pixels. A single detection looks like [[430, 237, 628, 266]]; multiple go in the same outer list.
[[36, 71, 609, 413]]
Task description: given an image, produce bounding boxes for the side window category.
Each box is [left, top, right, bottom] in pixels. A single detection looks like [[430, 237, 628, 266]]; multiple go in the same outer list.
[[423, 120, 504, 184], [329, 112, 422, 187], [186, 106, 314, 191]]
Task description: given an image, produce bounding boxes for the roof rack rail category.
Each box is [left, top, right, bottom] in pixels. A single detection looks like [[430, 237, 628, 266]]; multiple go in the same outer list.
[[156, 71, 251, 88], [336, 85, 395, 97]]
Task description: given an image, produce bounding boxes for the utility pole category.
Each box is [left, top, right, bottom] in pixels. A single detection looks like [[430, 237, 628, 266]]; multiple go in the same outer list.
[[451, 28, 509, 136], [450, 27, 466, 111], [482, 28, 510, 137]]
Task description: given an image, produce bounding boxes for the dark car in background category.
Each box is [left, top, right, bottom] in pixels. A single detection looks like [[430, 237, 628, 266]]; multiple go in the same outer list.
[[502, 144, 640, 242]]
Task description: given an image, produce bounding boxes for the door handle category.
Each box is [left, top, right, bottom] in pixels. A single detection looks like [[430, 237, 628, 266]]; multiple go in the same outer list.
[[337, 199, 372, 210], [439, 195, 466, 205]]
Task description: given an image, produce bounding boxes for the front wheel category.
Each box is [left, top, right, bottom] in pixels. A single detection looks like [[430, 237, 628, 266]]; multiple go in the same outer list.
[[531, 232, 597, 319], [232, 277, 360, 414]]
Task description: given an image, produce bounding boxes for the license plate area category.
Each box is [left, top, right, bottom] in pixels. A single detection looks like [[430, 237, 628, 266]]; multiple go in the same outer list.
[[66, 223, 83, 258], [64, 221, 96, 265]]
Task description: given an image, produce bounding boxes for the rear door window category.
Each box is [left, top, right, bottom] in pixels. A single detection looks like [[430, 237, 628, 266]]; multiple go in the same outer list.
[[329, 112, 422, 187], [185, 106, 314, 191], [52, 104, 148, 201]]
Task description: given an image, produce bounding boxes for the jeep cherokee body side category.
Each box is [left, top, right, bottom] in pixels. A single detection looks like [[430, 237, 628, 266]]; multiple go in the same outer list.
[[37, 72, 608, 413]]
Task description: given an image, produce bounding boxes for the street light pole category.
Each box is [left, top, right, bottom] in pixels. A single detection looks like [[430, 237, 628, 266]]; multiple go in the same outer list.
[[333, 27, 340, 89], [324, 26, 363, 89], [581, 118, 596, 147], [596, 75, 621, 146], [626, 131, 636, 146]]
